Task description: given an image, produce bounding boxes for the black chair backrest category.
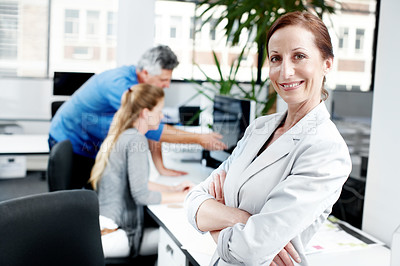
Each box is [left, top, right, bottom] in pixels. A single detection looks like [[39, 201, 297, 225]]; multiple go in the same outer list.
[[0, 190, 105, 266], [51, 101, 65, 118], [47, 139, 74, 191]]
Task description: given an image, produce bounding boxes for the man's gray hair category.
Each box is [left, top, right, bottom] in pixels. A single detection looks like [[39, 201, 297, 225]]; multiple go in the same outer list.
[[137, 45, 179, 76]]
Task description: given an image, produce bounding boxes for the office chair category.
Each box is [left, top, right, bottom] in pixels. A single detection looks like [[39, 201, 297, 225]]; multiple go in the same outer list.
[[47, 139, 95, 191], [47, 139, 74, 191], [46, 141, 156, 265], [0, 190, 105, 266]]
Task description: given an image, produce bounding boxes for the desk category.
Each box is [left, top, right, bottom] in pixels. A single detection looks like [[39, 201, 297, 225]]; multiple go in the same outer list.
[[147, 157, 391, 266], [0, 134, 49, 155], [147, 156, 214, 266]]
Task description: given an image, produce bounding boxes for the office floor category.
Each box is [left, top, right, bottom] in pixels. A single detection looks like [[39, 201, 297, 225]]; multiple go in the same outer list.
[[0, 171, 48, 202]]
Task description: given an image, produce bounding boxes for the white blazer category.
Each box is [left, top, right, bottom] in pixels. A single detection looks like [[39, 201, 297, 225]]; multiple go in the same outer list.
[[185, 102, 352, 265]]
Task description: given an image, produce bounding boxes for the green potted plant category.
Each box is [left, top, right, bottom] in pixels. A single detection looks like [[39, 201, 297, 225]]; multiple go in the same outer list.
[[188, 48, 276, 117], [185, 0, 336, 122]]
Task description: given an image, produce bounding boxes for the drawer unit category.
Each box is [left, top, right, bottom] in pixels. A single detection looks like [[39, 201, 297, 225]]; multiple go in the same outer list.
[[0, 155, 26, 179], [158, 227, 188, 266]]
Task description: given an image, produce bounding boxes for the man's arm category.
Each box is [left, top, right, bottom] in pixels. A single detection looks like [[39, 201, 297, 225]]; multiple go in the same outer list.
[[160, 124, 227, 150], [148, 139, 187, 176], [148, 124, 227, 176]]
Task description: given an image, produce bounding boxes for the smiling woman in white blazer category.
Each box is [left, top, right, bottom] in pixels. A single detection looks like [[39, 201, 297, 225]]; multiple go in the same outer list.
[[185, 11, 352, 266]]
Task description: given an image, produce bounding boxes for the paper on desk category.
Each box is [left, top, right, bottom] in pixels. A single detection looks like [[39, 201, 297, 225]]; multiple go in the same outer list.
[[181, 231, 217, 256], [305, 216, 384, 254]]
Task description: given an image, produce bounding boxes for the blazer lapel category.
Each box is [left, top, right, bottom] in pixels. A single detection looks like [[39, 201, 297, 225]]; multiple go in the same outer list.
[[235, 101, 331, 189], [239, 133, 295, 185], [228, 113, 288, 201], [229, 112, 286, 175]]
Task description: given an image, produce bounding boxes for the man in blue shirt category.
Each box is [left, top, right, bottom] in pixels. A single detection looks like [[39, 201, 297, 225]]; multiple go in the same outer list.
[[49, 45, 226, 186]]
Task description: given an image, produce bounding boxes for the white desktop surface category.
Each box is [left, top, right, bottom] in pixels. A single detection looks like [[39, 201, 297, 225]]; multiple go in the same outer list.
[[148, 204, 391, 266], [307, 246, 390, 265], [148, 156, 391, 266], [0, 134, 49, 155], [148, 204, 390, 266]]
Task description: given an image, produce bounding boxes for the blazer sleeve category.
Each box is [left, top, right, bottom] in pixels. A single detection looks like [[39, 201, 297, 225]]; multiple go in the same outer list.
[[184, 120, 257, 233], [217, 137, 352, 265]]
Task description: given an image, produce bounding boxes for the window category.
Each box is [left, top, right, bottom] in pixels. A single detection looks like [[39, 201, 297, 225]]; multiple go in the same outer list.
[[0, 0, 376, 86], [209, 18, 217, 41], [335, 84, 347, 90], [189, 16, 202, 40], [153, 0, 377, 92], [189, 17, 195, 39], [0, 0, 18, 60], [65, 9, 79, 35], [170, 27, 176, 38], [50, 0, 118, 75], [0, 0, 48, 77], [86, 10, 99, 36], [155, 0, 258, 82], [0, 67, 16, 76], [73, 47, 89, 57], [338, 27, 349, 49], [327, 1, 376, 92], [107, 12, 116, 37], [355, 28, 365, 52], [170, 16, 182, 39]]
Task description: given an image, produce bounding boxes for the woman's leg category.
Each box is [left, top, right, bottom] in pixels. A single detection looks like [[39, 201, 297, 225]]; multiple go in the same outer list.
[[101, 229, 131, 258]]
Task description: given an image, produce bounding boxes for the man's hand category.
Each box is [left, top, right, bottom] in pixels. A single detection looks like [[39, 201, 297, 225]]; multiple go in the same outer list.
[[270, 242, 301, 266], [199, 133, 227, 151]]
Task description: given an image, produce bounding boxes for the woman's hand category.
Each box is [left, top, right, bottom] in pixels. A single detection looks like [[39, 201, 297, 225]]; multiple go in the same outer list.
[[206, 170, 229, 234], [270, 242, 301, 266], [209, 170, 226, 204], [173, 180, 195, 193], [197, 169, 250, 232]]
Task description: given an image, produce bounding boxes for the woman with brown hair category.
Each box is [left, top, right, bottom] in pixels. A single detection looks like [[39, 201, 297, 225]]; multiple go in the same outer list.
[[185, 11, 351, 265], [89, 83, 193, 258]]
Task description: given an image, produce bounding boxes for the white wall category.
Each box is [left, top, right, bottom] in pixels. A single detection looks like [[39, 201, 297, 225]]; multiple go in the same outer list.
[[362, 0, 400, 247]]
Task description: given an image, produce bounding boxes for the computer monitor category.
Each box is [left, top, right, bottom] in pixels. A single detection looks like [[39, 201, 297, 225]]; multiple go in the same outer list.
[[204, 95, 256, 168], [53, 72, 95, 96]]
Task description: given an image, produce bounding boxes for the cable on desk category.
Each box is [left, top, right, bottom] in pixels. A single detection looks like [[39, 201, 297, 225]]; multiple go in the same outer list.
[[343, 184, 365, 200]]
